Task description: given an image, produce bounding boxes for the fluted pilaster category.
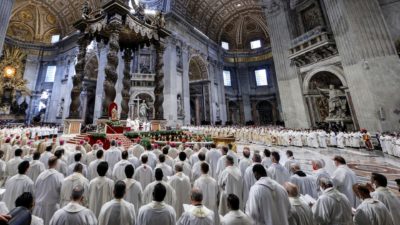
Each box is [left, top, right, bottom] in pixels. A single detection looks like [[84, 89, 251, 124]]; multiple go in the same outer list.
[[0, 0, 14, 55]]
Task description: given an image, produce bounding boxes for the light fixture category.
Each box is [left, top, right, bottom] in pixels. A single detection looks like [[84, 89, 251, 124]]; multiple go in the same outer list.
[[236, 3, 242, 7], [4, 65, 16, 79]]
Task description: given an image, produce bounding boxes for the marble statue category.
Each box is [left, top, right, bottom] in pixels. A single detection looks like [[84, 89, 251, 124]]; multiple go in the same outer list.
[[57, 99, 64, 118], [177, 95, 184, 116], [318, 85, 348, 119], [139, 100, 149, 119]]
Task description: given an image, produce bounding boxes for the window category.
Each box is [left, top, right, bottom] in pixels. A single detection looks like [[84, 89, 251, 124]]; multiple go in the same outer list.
[[221, 42, 229, 50], [255, 69, 268, 86], [250, 40, 262, 49], [223, 70, 232, 86], [45, 66, 57, 82], [51, 35, 60, 43]]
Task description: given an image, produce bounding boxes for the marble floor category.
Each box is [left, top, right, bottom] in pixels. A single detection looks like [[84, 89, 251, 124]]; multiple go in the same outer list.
[[236, 144, 400, 192]]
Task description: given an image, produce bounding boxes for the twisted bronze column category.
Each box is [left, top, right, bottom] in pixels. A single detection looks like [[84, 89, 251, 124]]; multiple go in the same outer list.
[[68, 36, 88, 119], [154, 43, 165, 120], [120, 48, 133, 119], [101, 19, 121, 118]]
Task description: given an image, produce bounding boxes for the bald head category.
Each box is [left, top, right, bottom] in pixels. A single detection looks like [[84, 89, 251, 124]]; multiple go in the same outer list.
[[284, 182, 299, 197], [71, 185, 85, 202]]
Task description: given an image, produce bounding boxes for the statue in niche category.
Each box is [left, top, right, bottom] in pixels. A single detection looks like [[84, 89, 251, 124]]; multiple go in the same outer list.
[[57, 98, 64, 118], [177, 95, 184, 117], [318, 85, 348, 119], [139, 100, 149, 120]]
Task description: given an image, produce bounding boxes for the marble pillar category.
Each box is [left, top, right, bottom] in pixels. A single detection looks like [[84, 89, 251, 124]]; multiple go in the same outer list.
[[182, 44, 191, 125], [324, 0, 400, 132], [121, 48, 133, 119], [101, 18, 121, 118], [0, 0, 14, 56], [154, 43, 166, 120], [195, 96, 201, 125], [262, 0, 310, 128], [68, 37, 88, 119]]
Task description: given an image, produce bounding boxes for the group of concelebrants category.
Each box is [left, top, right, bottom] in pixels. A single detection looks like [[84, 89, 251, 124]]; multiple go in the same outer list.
[[185, 126, 395, 152], [0, 127, 399, 225]]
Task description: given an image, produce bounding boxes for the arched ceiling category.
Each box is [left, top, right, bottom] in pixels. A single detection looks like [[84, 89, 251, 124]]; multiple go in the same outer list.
[[7, 0, 100, 43], [172, 0, 269, 43]]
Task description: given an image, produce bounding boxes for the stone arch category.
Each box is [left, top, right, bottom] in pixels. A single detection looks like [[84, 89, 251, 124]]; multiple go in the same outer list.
[[188, 55, 209, 81], [303, 65, 347, 93]]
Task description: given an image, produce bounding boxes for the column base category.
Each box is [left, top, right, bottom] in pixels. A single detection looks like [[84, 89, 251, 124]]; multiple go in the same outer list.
[[64, 119, 83, 134], [151, 120, 167, 131]]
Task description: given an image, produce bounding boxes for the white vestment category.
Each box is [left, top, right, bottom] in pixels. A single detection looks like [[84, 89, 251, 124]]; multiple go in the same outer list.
[[67, 162, 88, 178], [290, 174, 318, 199], [49, 202, 97, 225], [112, 160, 134, 181], [167, 172, 191, 218], [246, 177, 290, 225], [104, 147, 122, 171], [193, 174, 219, 220], [88, 176, 114, 217], [215, 155, 227, 178], [40, 152, 53, 169], [221, 210, 253, 225], [353, 198, 394, 225], [177, 205, 214, 225], [134, 164, 154, 189], [332, 165, 358, 207], [98, 199, 136, 225], [130, 144, 145, 159], [3, 174, 34, 210], [267, 163, 290, 185], [191, 161, 208, 181], [243, 163, 258, 205], [87, 159, 105, 180], [33, 169, 64, 225], [238, 158, 252, 177], [312, 187, 353, 225], [288, 197, 315, 225], [140, 151, 158, 169], [261, 157, 272, 169], [218, 166, 244, 215], [205, 149, 222, 179], [123, 178, 143, 214], [56, 159, 68, 177], [143, 180, 176, 206], [60, 173, 89, 207], [371, 186, 400, 223], [137, 201, 176, 225], [5, 156, 23, 178], [27, 160, 45, 182], [155, 163, 173, 181]]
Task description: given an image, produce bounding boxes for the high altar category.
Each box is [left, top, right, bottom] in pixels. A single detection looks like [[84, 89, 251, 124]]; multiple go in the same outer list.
[[64, 0, 170, 134]]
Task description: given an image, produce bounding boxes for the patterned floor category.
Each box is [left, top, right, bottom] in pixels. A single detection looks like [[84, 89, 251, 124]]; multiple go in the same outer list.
[[236, 143, 400, 192]]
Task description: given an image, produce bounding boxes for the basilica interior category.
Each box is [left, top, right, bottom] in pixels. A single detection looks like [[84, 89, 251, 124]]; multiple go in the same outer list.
[[0, 0, 398, 133]]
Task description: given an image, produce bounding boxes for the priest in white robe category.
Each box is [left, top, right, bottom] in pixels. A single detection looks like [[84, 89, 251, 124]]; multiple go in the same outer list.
[[243, 153, 262, 206], [112, 151, 134, 181], [193, 163, 219, 224], [238, 148, 252, 176], [3, 161, 34, 210], [88, 161, 114, 218], [14, 192, 44, 225], [130, 143, 144, 159], [60, 164, 89, 207], [104, 140, 122, 171], [289, 164, 318, 199], [98, 181, 136, 225], [168, 163, 191, 218], [5, 148, 23, 179], [140, 148, 158, 169], [49, 186, 97, 225], [177, 189, 214, 225], [123, 164, 143, 214], [312, 177, 353, 225], [134, 154, 154, 189], [221, 193, 253, 225], [246, 164, 290, 225], [34, 157, 65, 225], [215, 147, 229, 179], [267, 151, 290, 185], [284, 182, 315, 225], [39, 146, 53, 169], [155, 154, 173, 181], [67, 153, 88, 178], [218, 156, 244, 216], [27, 151, 45, 182], [353, 183, 394, 225], [137, 183, 176, 225], [176, 152, 192, 178], [332, 156, 358, 207], [336, 132, 345, 148], [54, 150, 68, 177], [261, 149, 272, 168], [311, 160, 331, 196], [143, 168, 176, 206], [192, 153, 208, 181], [370, 173, 400, 223], [205, 144, 222, 179], [87, 149, 106, 180], [284, 150, 297, 172]]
